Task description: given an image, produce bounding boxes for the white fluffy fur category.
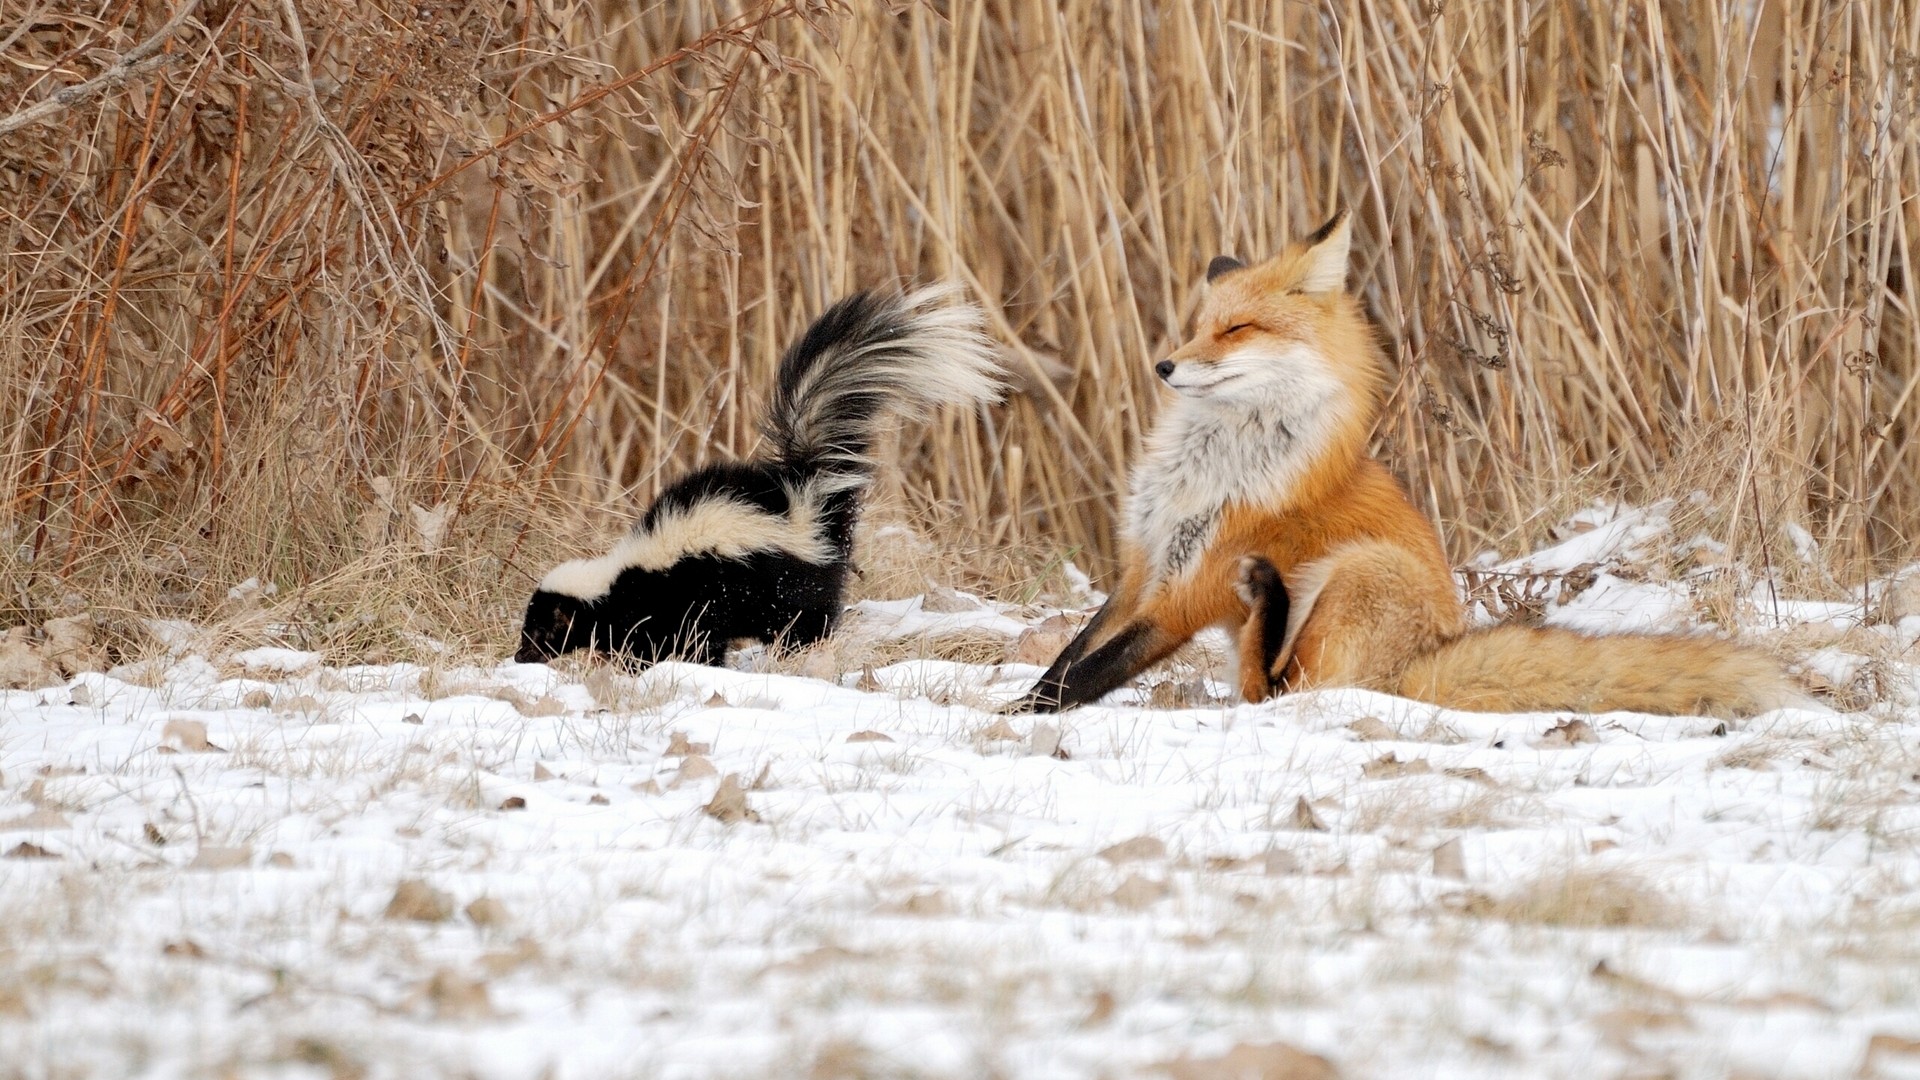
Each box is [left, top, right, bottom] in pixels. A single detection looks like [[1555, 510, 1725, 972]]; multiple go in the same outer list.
[[538, 488, 837, 600], [1126, 343, 1348, 584], [770, 283, 1003, 468]]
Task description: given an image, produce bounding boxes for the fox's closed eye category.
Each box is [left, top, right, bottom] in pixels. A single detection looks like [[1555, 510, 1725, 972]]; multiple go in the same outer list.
[[1223, 322, 1254, 335]]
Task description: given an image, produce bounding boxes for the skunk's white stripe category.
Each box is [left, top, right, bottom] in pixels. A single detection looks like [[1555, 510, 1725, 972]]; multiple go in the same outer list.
[[539, 487, 838, 600]]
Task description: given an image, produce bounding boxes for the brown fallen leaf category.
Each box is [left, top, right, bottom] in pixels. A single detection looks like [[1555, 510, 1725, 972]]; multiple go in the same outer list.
[[1590, 1007, 1690, 1048], [188, 845, 252, 870], [161, 718, 222, 753], [1537, 717, 1599, 748], [1444, 766, 1496, 786], [421, 969, 494, 1020], [1290, 797, 1327, 832], [1263, 849, 1301, 876], [162, 940, 205, 959], [1008, 614, 1077, 666], [532, 763, 555, 781], [498, 796, 527, 811], [672, 755, 719, 788], [1098, 836, 1168, 864], [588, 793, 610, 806], [1157, 1041, 1340, 1080], [1361, 752, 1433, 779], [4, 841, 58, 860], [144, 822, 167, 846], [704, 774, 760, 824], [1110, 874, 1169, 909], [465, 897, 512, 928], [383, 879, 454, 922], [845, 730, 894, 743], [7, 808, 69, 830], [979, 717, 1022, 742], [241, 690, 273, 709], [1348, 717, 1398, 741], [666, 731, 712, 756], [703, 692, 730, 708]]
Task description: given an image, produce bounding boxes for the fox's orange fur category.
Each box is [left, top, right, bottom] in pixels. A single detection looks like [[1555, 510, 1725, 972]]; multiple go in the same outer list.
[[1015, 210, 1801, 718]]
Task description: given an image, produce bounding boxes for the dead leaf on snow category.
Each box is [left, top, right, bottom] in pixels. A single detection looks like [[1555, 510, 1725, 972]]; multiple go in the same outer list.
[[1348, 717, 1398, 741], [1444, 767, 1497, 786], [703, 692, 730, 708], [1263, 849, 1300, 876], [1008, 615, 1076, 666], [532, 763, 555, 781], [143, 822, 167, 846], [1433, 838, 1466, 880], [6, 808, 69, 830], [498, 796, 527, 811], [1081, 989, 1117, 1028], [160, 718, 222, 753], [5, 841, 58, 859], [383, 879, 454, 922], [666, 731, 711, 756], [188, 845, 252, 870], [1097, 836, 1167, 864], [1157, 1041, 1341, 1080], [464, 898, 512, 928], [845, 730, 894, 743], [1289, 797, 1327, 832], [1537, 717, 1599, 748], [1591, 1007, 1691, 1048], [671, 755, 718, 788], [420, 969, 493, 1020], [704, 774, 759, 824], [162, 940, 205, 959], [886, 891, 951, 917], [1361, 752, 1432, 779], [978, 717, 1022, 742], [1110, 874, 1169, 909]]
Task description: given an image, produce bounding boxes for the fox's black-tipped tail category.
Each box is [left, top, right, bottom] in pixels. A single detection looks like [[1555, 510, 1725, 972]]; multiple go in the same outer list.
[[762, 285, 1002, 477]]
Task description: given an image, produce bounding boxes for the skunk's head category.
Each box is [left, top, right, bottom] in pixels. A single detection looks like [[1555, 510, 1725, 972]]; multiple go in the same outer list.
[[514, 588, 597, 663], [514, 551, 632, 664]]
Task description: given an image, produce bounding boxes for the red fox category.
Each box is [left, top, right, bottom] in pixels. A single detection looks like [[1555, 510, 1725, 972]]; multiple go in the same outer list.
[[1013, 209, 1800, 717]]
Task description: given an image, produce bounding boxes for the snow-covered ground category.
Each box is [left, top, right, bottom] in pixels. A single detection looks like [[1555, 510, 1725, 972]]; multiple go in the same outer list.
[[7, 504, 1920, 1078]]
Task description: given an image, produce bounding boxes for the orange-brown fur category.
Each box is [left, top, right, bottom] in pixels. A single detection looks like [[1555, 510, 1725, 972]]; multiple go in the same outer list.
[[1017, 210, 1800, 718]]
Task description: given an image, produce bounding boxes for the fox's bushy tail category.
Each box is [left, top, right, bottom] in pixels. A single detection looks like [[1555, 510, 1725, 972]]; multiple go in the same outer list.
[[1396, 624, 1807, 718], [763, 284, 1002, 479]]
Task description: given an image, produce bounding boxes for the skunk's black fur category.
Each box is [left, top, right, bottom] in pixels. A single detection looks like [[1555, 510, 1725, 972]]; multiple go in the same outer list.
[[515, 286, 1000, 666]]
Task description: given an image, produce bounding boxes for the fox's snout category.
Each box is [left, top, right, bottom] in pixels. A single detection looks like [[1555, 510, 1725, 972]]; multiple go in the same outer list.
[[1154, 359, 1176, 380]]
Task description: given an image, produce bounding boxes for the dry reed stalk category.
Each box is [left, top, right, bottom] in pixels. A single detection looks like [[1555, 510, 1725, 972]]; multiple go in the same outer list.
[[0, 0, 1914, 657]]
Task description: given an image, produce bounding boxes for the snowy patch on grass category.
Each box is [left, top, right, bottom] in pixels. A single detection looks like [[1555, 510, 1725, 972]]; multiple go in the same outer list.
[[5, 515, 1920, 1077]]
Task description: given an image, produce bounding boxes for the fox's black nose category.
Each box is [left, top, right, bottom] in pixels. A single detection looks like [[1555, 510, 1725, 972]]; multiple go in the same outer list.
[[1154, 359, 1175, 380]]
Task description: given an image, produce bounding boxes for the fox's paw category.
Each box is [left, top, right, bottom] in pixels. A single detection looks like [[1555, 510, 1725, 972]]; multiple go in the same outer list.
[[1235, 555, 1281, 607]]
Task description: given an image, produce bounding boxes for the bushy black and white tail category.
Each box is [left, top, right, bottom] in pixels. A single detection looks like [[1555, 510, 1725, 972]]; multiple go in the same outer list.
[[762, 284, 1002, 478]]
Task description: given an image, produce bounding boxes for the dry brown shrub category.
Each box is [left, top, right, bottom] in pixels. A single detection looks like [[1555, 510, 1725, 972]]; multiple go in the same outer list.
[[3, 0, 1915, 659]]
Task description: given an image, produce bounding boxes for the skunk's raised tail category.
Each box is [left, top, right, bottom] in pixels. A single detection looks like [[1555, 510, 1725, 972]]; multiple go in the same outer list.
[[762, 284, 1002, 477]]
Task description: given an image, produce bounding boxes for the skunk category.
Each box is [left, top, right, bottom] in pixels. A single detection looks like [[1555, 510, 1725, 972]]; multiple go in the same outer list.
[[514, 285, 1002, 666]]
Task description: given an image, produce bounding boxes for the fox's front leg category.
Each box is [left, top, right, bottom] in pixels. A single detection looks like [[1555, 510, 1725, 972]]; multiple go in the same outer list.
[[1020, 618, 1183, 713], [1009, 595, 1119, 713], [1233, 556, 1292, 702]]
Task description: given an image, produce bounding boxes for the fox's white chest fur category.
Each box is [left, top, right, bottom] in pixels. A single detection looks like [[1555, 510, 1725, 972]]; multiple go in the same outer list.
[[1125, 354, 1344, 583]]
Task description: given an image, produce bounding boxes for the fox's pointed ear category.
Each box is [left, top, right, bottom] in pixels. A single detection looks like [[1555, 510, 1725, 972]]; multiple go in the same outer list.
[[1297, 207, 1352, 293], [1206, 255, 1246, 283]]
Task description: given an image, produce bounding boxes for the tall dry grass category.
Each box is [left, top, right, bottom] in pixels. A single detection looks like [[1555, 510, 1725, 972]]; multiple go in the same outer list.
[[2, 0, 1916, 656]]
